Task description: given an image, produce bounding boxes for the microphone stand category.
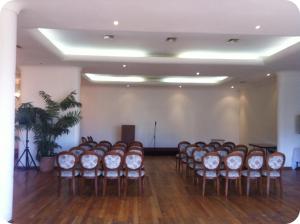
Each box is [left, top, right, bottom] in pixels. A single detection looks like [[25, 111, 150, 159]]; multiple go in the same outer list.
[[153, 121, 157, 149]]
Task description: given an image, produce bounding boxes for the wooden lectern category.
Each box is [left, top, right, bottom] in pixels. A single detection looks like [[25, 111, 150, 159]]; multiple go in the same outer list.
[[121, 125, 135, 145]]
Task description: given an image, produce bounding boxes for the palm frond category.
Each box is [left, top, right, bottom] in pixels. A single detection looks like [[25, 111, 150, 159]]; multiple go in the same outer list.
[[39, 91, 60, 117], [59, 91, 82, 111]]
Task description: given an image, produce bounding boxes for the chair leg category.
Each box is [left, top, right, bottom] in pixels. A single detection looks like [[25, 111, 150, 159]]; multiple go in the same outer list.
[[142, 176, 145, 194], [279, 177, 283, 196], [202, 177, 206, 196], [266, 176, 270, 196], [95, 177, 98, 196], [102, 178, 106, 196], [118, 178, 121, 197], [139, 178, 142, 195], [216, 178, 220, 196], [72, 177, 76, 195], [246, 178, 250, 196], [225, 178, 228, 198], [239, 178, 242, 195], [124, 178, 128, 197], [57, 177, 61, 196]]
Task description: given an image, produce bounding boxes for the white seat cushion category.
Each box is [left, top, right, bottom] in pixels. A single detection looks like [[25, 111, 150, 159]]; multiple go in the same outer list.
[[81, 170, 102, 177], [262, 170, 280, 177], [220, 170, 239, 178], [104, 170, 124, 177], [60, 170, 80, 177], [196, 170, 218, 177], [242, 170, 261, 177], [125, 170, 145, 178]]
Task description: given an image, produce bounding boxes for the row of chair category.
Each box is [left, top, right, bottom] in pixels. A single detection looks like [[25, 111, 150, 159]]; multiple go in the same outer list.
[[176, 141, 285, 197], [57, 141, 145, 196]]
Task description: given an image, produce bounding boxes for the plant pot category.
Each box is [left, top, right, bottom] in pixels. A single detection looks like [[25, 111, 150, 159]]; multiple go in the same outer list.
[[39, 156, 55, 172]]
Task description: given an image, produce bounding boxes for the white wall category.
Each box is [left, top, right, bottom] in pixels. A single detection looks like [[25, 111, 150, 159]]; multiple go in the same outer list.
[[80, 84, 240, 147], [239, 78, 277, 145], [19, 66, 81, 164], [277, 71, 300, 167]]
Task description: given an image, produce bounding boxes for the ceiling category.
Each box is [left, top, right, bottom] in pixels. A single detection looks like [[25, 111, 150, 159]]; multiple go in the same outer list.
[[9, 0, 300, 86]]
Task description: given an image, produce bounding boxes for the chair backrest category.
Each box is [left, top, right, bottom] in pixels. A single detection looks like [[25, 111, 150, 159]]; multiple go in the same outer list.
[[57, 151, 77, 170], [87, 136, 94, 142], [194, 141, 206, 148], [69, 146, 84, 157], [223, 142, 236, 150], [125, 152, 143, 170], [111, 149, 125, 157], [178, 141, 190, 153], [94, 143, 109, 152], [79, 151, 99, 170], [114, 141, 127, 148], [202, 152, 221, 170], [215, 147, 229, 158], [112, 145, 127, 152], [91, 147, 106, 158], [193, 148, 207, 162], [234, 144, 248, 153], [266, 152, 285, 170], [185, 144, 197, 158], [103, 151, 122, 169], [78, 143, 93, 150], [113, 143, 127, 151], [224, 152, 243, 171], [128, 146, 144, 155], [204, 144, 216, 152], [88, 141, 98, 147], [128, 149, 143, 156], [129, 141, 143, 148], [99, 140, 112, 150], [81, 137, 88, 143], [210, 141, 222, 149], [246, 151, 264, 170]]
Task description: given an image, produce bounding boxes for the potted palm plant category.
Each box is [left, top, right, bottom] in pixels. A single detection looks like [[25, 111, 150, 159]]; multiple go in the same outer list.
[[16, 90, 81, 172]]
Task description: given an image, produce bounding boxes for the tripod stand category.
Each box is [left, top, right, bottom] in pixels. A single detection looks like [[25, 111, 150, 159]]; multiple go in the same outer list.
[[15, 128, 38, 170], [153, 121, 157, 149]]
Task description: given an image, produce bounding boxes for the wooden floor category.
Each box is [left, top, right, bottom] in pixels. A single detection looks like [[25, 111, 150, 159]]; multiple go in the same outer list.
[[13, 156, 300, 224]]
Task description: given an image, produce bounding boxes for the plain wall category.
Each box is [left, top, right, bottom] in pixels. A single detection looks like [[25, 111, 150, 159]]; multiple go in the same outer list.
[[239, 78, 277, 145], [277, 71, 300, 167], [19, 66, 81, 164], [80, 84, 240, 147]]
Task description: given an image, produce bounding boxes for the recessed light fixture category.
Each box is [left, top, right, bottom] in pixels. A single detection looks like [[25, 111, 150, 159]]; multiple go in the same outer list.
[[122, 64, 127, 68], [230, 85, 235, 89], [104, 35, 114, 40], [85, 73, 145, 83], [126, 84, 130, 88], [15, 91, 21, 98], [113, 20, 119, 26], [255, 25, 261, 30], [166, 37, 177, 42], [161, 76, 228, 84], [178, 85, 182, 88], [227, 38, 240, 43], [266, 73, 271, 77], [196, 72, 200, 76]]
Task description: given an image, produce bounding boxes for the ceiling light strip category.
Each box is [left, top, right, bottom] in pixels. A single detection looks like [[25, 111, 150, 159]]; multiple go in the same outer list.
[[85, 73, 145, 83]]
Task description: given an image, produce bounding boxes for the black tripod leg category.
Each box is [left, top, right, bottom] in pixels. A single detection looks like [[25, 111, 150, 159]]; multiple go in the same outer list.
[[15, 149, 27, 169], [27, 149, 38, 170]]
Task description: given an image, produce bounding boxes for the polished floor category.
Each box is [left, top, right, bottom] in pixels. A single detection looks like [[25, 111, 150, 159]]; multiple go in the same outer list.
[[13, 156, 300, 224]]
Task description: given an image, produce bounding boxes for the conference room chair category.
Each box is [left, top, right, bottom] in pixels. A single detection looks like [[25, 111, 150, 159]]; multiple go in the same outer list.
[[223, 142, 236, 150], [196, 152, 221, 196], [203, 144, 216, 152], [79, 151, 101, 196], [210, 141, 222, 149], [242, 151, 264, 196], [94, 143, 109, 153], [128, 146, 144, 154], [129, 141, 143, 148], [194, 141, 206, 148], [78, 143, 94, 150], [57, 151, 79, 195], [99, 140, 112, 150], [185, 144, 197, 177], [220, 152, 243, 197], [123, 151, 145, 196], [176, 141, 190, 171], [81, 136, 88, 143], [102, 151, 123, 196], [87, 136, 94, 142], [192, 148, 207, 184], [114, 141, 127, 148], [234, 144, 248, 154], [69, 146, 85, 157], [113, 143, 127, 151], [262, 152, 285, 196], [90, 146, 106, 158]]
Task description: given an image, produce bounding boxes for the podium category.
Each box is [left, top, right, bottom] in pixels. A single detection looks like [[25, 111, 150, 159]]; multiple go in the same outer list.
[[121, 125, 135, 145]]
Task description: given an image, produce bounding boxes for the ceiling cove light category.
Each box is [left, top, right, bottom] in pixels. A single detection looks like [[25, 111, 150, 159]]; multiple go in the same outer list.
[[38, 28, 147, 57], [161, 76, 228, 84], [113, 20, 119, 26], [178, 37, 300, 60], [85, 73, 145, 83]]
